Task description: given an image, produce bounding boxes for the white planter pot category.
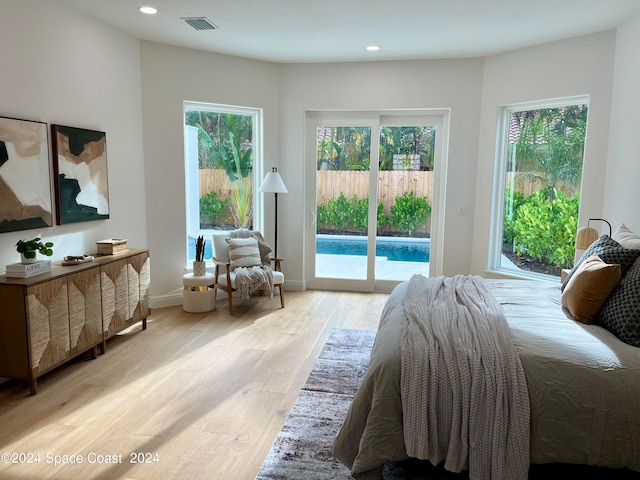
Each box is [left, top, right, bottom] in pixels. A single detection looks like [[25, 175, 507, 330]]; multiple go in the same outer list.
[[20, 253, 37, 264]]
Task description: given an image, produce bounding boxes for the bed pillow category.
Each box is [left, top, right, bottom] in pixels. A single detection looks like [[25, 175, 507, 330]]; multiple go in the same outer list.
[[612, 223, 640, 249], [561, 255, 621, 324], [613, 224, 640, 273], [561, 235, 640, 291], [597, 266, 640, 347], [226, 237, 261, 269]]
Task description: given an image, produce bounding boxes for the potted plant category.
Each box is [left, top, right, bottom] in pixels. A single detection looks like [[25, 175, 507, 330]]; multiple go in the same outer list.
[[16, 237, 54, 264], [193, 235, 206, 275]]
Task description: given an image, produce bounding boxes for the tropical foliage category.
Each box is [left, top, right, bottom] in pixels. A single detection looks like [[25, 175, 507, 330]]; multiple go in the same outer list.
[[508, 105, 587, 199], [316, 125, 436, 172], [186, 110, 253, 228], [199, 191, 230, 228], [316, 127, 371, 171], [505, 186, 579, 268], [379, 126, 435, 171], [503, 104, 587, 272], [390, 191, 432, 235]]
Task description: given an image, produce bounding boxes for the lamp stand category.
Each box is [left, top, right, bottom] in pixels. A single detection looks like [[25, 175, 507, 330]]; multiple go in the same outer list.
[[274, 192, 279, 258], [258, 166, 287, 259]]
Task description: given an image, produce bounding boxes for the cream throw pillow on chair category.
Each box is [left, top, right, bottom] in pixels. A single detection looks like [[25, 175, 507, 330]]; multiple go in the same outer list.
[[226, 237, 262, 269]]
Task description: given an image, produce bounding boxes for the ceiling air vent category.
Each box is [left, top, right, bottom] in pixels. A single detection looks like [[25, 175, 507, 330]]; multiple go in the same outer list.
[[182, 17, 218, 31]]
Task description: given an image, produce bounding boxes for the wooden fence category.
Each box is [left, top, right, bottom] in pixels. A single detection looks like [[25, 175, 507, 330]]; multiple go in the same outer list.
[[199, 170, 435, 215], [199, 169, 568, 214]]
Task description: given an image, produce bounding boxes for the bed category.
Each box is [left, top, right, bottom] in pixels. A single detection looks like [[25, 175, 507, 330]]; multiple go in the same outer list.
[[333, 230, 640, 480]]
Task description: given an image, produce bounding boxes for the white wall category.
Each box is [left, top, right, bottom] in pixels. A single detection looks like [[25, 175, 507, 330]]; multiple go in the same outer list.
[[279, 59, 484, 287], [603, 12, 640, 233], [471, 31, 617, 276], [0, 0, 147, 270], [139, 42, 280, 302]]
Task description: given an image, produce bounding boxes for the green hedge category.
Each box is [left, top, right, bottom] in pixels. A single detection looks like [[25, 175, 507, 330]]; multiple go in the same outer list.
[[505, 185, 578, 268], [199, 191, 230, 228], [317, 191, 429, 236]]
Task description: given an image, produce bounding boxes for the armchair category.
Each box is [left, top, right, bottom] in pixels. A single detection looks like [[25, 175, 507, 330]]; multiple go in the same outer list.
[[211, 230, 285, 315]]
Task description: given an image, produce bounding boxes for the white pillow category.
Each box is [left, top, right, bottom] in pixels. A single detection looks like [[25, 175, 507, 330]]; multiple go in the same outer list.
[[613, 223, 640, 249], [613, 223, 640, 272], [226, 237, 261, 269]]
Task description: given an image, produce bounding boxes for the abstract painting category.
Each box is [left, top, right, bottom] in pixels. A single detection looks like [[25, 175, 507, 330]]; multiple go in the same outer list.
[[51, 124, 110, 225], [0, 116, 53, 233]]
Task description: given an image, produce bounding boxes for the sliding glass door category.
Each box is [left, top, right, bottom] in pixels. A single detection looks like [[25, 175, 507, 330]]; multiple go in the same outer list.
[[315, 124, 373, 281], [306, 111, 445, 292]]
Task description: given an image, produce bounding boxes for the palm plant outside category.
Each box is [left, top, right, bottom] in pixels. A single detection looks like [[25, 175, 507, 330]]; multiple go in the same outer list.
[[509, 105, 586, 199], [186, 110, 253, 228], [504, 104, 588, 272], [379, 126, 435, 171]]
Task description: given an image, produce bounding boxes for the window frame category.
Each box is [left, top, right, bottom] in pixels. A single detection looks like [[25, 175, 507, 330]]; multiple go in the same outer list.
[[183, 101, 264, 267], [488, 95, 589, 281]]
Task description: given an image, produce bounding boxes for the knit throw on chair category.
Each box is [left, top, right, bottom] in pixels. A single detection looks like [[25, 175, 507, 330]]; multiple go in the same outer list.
[[230, 229, 274, 299]]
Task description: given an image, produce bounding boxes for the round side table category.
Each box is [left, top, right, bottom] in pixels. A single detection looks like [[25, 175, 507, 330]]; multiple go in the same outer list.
[[182, 272, 216, 313]]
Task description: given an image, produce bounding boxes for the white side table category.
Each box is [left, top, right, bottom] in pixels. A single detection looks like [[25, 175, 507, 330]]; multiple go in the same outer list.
[[182, 272, 216, 313]]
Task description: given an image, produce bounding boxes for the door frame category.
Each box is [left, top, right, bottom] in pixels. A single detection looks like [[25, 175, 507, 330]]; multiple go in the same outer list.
[[304, 109, 449, 292]]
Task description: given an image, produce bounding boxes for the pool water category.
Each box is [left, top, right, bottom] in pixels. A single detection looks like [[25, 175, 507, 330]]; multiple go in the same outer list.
[[189, 234, 430, 263], [187, 236, 213, 261], [316, 235, 430, 262]]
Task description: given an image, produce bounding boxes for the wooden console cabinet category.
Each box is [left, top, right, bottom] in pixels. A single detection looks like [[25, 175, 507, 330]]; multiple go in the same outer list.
[[0, 248, 150, 395]]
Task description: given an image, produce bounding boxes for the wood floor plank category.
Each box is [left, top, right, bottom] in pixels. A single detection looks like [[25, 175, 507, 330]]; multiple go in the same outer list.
[[0, 289, 388, 480]]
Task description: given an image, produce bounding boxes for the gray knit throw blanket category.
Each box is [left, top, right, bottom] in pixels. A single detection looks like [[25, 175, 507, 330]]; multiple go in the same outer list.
[[401, 274, 530, 480]]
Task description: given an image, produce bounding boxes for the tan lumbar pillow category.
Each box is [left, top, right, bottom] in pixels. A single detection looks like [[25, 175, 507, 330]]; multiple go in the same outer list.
[[561, 254, 621, 324]]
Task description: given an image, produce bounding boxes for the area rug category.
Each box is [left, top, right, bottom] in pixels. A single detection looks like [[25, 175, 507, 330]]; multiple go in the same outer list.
[[255, 328, 374, 480], [255, 328, 637, 480]]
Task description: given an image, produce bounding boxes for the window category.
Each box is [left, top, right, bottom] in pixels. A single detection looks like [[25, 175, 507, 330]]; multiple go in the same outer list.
[[184, 102, 262, 261], [492, 98, 588, 279]]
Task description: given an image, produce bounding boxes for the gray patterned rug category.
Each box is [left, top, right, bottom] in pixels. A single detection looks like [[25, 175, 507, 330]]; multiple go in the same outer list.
[[256, 328, 637, 480]]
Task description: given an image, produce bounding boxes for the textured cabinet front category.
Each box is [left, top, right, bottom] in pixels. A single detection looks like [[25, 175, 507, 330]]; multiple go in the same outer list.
[[68, 267, 103, 357], [27, 277, 70, 377], [0, 248, 150, 395], [101, 258, 130, 339], [130, 251, 151, 323], [101, 251, 151, 340]]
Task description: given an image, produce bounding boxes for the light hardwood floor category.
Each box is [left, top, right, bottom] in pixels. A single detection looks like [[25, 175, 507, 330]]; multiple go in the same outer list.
[[0, 289, 388, 480]]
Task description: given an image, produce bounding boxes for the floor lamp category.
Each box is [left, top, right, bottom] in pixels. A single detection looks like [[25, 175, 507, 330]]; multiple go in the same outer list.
[[258, 167, 288, 258]]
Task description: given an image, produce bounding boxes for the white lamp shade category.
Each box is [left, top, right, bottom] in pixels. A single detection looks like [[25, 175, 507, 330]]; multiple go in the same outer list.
[[258, 168, 288, 194]]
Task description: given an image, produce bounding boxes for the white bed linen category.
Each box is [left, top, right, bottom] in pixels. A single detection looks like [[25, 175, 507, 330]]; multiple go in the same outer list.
[[333, 278, 640, 479]]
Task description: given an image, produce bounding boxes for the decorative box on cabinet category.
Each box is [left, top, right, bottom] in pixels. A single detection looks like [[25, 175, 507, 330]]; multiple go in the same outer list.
[[0, 248, 150, 395]]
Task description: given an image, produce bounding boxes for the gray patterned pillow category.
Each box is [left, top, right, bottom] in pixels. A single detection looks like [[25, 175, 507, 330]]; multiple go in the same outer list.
[[597, 266, 640, 347], [562, 235, 640, 291]]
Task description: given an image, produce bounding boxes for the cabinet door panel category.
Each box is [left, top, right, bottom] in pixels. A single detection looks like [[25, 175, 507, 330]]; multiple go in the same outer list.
[[101, 259, 129, 338], [129, 252, 151, 322], [27, 277, 70, 375], [69, 267, 103, 355]]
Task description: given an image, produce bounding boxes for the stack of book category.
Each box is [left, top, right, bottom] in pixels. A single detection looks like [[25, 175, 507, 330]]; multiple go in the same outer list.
[[5, 260, 52, 278]]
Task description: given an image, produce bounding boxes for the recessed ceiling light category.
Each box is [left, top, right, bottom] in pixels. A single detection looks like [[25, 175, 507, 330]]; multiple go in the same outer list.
[[139, 6, 158, 15], [366, 45, 381, 52]]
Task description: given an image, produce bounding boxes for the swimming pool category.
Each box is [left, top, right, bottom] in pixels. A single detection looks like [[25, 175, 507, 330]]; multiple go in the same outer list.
[[316, 235, 430, 262], [187, 235, 213, 261]]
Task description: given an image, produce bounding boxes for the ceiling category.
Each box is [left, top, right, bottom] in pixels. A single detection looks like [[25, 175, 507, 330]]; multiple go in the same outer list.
[[62, 0, 640, 64]]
